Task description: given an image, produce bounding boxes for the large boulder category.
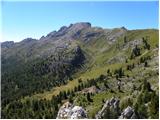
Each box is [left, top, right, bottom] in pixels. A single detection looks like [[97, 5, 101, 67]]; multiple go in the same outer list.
[[56, 102, 73, 119], [71, 106, 87, 119], [56, 102, 87, 119]]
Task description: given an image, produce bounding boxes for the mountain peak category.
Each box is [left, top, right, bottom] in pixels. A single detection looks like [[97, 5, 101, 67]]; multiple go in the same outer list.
[[120, 26, 127, 31], [69, 22, 91, 29], [45, 22, 92, 39], [21, 38, 37, 43]]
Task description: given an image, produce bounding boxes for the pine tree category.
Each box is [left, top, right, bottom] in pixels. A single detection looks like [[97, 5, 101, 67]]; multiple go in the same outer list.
[[107, 69, 110, 74], [124, 36, 127, 43], [78, 78, 82, 83], [69, 95, 73, 103], [148, 91, 159, 118], [78, 84, 81, 91], [74, 86, 78, 92], [144, 61, 148, 67], [62, 91, 67, 99], [142, 37, 150, 50], [130, 45, 141, 59], [87, 93, 93, 102]]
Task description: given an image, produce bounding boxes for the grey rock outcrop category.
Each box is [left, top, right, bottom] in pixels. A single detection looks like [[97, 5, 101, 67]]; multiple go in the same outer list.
[[1, 41, 14, 48], [71, 106, 87, 119], [119, 106, 138, 119], [56, 102, 87, 119], [95, 97, 120, 119], [95, 97, 138, 119], [106, 27, 127, 42]]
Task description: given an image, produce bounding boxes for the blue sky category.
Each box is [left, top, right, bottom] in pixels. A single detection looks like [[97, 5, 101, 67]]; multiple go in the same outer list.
[[1, 1, 159, 42]]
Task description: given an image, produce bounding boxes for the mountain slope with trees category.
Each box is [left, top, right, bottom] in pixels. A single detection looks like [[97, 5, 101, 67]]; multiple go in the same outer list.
[[1, 22, 159, 119]]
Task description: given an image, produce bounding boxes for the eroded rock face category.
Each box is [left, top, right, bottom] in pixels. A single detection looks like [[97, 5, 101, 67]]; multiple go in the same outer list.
[[119, 106, 138, 119], [56, 102, 87, 119], [95, 97, 120, 119]]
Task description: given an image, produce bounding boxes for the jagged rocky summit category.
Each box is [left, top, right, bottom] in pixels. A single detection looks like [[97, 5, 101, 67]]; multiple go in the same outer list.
[[56, 102, 87, 119]]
